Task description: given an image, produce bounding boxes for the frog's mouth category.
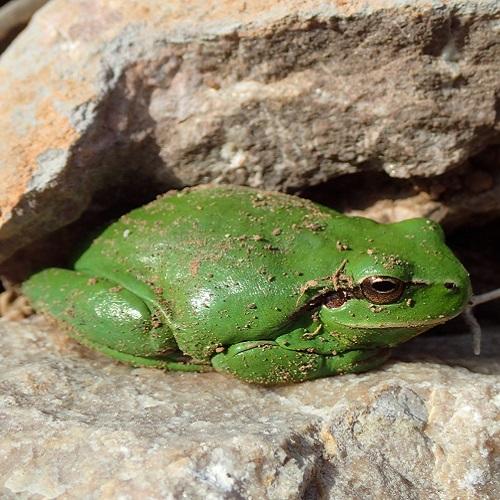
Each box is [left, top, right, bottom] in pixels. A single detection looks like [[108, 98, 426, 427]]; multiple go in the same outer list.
[[331, 316, 454, 330]]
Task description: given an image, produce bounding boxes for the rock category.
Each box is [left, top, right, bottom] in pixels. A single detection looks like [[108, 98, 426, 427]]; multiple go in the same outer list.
[[0, 0, 48, 52], [0, 318, 498, 498], [0, 0, 500, 266]]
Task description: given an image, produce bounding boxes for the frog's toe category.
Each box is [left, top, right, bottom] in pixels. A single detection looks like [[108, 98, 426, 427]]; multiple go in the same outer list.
[[334, 347, 392, 374], [211, 341, 330, 385]]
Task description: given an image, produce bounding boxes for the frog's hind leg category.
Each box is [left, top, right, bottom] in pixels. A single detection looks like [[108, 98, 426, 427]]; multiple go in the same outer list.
[[23, 268, 211, 373]]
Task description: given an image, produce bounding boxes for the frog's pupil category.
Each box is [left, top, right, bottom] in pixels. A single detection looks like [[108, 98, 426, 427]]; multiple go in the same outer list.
[[372, 280, 397, 293]]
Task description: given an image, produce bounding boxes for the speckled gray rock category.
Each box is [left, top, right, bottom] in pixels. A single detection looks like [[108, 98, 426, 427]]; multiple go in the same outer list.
[[1, 0, 500, 265], [0, 318, 498, 499]]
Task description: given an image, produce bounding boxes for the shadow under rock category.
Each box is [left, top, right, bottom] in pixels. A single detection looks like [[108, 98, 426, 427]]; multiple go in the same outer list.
[[393, 319, 500, 375]]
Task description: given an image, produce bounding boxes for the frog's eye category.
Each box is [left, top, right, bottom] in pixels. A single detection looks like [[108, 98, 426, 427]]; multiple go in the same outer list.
[[360, 276, 405, 304]]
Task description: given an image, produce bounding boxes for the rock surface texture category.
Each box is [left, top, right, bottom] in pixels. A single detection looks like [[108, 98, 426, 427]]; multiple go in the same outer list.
[[0, 1, 48, 52], [1, 0, 500, 265], [0, 318, 498, 499]]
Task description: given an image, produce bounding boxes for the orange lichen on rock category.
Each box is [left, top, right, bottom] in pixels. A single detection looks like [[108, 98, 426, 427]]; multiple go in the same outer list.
[[0, 98, 79, 223]]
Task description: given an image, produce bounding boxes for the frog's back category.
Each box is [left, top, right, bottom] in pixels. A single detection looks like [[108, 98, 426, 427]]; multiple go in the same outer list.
[[75, 186, 346, 358]]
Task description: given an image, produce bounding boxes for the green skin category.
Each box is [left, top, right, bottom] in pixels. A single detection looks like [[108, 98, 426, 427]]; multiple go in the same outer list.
[[23, 186, 471, 385]]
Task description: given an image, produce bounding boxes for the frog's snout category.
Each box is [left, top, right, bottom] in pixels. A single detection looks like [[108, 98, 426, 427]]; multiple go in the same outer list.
[[444, 281, 460, 292], [447, 277, 472, 296], [440, 276, 472, 315]]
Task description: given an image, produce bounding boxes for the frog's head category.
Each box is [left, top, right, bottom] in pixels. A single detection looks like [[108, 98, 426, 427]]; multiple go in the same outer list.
[[317, 217, 471, 350]]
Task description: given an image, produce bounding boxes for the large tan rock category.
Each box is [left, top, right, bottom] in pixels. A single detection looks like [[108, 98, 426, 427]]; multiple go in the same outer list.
[[0, 318, 498, 498], [0, 0, 499, 265]]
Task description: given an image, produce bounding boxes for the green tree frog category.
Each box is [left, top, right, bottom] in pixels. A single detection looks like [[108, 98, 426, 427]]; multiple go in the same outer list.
[[23, 185, 471, 384]]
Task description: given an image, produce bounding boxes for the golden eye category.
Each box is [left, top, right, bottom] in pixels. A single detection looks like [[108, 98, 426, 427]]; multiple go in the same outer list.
[[361, 276, 405, 304]]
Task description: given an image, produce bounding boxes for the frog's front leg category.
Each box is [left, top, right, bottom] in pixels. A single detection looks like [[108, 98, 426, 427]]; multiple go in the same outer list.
[[211, 341, 390, 385], [23, 268, 211, 372]]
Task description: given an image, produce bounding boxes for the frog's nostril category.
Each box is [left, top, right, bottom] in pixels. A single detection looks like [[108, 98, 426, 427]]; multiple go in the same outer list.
[[444, 282, 459, 291]]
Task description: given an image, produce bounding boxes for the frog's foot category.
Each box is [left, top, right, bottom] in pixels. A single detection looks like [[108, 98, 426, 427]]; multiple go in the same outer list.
[[211, 341, 391, 385], [23, 268, 211, 372]]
